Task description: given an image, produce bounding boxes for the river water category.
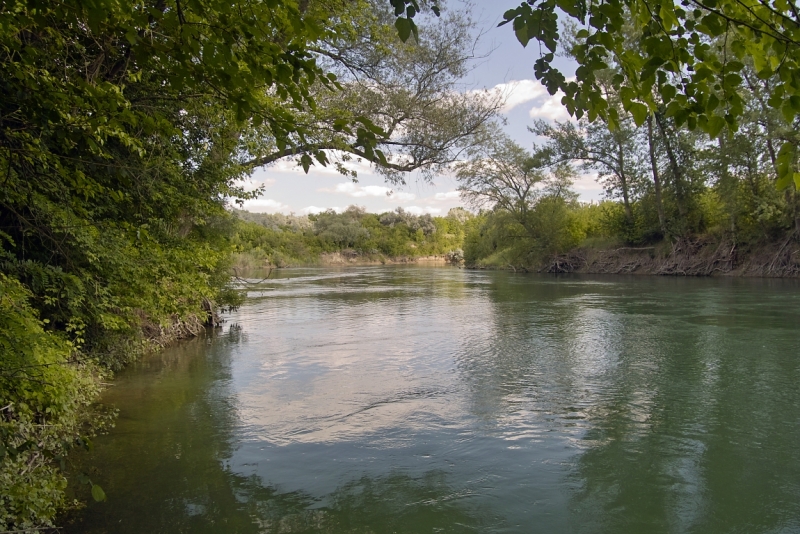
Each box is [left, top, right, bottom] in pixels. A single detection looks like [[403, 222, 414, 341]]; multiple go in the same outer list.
[[65, 266, 800, 533]]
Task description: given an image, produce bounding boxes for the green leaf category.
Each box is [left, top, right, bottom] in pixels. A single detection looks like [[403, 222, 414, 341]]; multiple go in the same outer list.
[[707, 115, 726, 137], [629, 102, 648, 127], [776, 169, 793, 189], [707, 94, 719, 112], [395, 18, 412, 42], [514, 22, 531, 47], [619, 86, 636, 103], [300, 154, 313, 173], [91, 484, 107, 502], [781, 100, 795, 124], [661, 84, 677, 103], [501, 7, 522, 23]]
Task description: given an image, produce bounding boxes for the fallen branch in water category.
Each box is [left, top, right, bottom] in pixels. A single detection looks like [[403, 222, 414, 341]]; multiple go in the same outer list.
[[231, 266, 275, 285]]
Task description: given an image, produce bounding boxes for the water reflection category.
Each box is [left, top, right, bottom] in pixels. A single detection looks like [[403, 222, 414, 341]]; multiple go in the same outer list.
[[65, 328, 484, 533], [66, 268, 800, 533]]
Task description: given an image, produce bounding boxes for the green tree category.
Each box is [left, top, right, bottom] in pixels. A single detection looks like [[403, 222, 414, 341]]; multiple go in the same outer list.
[[531, 111, 644, 228], [313, 206, 371, 248], [240, 1, 501, 182], [0, 0, 489, 528], [456, 134, 582, 266], [501, 0, 800, 187]]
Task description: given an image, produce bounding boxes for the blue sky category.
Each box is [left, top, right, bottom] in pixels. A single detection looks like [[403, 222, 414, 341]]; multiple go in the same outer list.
[[239, 1, 603, 215]]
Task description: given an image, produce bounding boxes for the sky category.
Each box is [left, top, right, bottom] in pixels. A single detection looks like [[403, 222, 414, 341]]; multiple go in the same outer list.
[[239, 1, 603, 216]]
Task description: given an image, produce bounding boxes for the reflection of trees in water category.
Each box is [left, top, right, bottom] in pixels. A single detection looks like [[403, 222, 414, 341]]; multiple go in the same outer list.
[[64, 327, 484, 534], [66, 273, 800, 533], [453, 274, 642, 431], [250, 471, 484, 533], [455, 274, 800, 533], [567, 294, 800, 533]]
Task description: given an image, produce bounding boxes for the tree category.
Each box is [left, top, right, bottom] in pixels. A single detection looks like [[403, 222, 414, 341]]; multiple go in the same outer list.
[[0, 0, 494, 528], [380, 208, 436, 235], [531, 113, 644, 227], [241, 1, 501, 182], [456, 135, 550, 236], [313, 206, 371, 248], [500, 0, 800, 188], [455, 133, 578, 248]]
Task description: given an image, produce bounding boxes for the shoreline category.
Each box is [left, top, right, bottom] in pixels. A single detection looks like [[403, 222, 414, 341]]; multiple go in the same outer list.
[[318, 252, 449, 266], [534, 236, 800, 277]]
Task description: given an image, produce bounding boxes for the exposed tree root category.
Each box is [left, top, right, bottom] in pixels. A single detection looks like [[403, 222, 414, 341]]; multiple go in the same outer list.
[[541, 234, 800, 277], [139, 313, 207, 350]]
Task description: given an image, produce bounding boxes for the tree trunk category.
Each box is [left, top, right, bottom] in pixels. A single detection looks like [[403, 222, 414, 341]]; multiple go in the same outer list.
[[717, 135, 737, 235], [655, 112, 688, 219], [616, 137, 634, 225], [646, 115, 667, 236]]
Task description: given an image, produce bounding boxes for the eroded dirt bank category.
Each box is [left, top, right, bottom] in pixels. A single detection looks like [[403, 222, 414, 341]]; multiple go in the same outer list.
[[319, 252, 448, 266], [541, 236, 800, 277]]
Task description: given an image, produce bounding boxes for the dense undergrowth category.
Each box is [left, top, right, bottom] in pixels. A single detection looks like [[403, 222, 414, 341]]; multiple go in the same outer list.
[[463, 190, 800, 273], [0, 0, 297, 529]]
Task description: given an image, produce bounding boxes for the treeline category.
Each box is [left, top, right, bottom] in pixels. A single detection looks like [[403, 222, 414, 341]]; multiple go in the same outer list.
[[459, 43, 800, 270], [231, 207, 472, 267]]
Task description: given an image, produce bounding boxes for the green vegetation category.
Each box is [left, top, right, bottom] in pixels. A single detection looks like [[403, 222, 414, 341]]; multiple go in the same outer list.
[[230, 207, 470, 268], [460, 99, 800, 269], [501, 0, 800, 187], [4, 0, 800, 528], [0, 0, 493, 530], [460, 18, 800, 271]]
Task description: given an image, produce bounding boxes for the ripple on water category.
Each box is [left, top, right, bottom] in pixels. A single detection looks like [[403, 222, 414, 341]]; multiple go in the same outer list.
[[67, 268, 800, 534]]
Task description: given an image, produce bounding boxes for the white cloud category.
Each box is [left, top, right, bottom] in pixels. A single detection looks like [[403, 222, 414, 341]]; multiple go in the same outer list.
[[242, 198, 290, 213], [483, 79, 548, 113], [404, 206, 442, 215], [433, 190, 461, 201], [528, 92, 571, 122], [480, 79, 575, 122], [322, 182, 416, 202], [300, 205, 344, 215]]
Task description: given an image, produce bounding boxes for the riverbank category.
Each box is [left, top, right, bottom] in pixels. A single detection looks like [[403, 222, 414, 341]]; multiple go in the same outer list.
[[320, 252, 449, 266], [233, 250, 456, 270], [538, 236, 800, 277]]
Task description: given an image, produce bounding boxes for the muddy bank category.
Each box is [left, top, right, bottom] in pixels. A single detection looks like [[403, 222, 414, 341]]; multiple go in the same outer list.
[[540, 236, 800, 277], [319, 252, 448, 265]]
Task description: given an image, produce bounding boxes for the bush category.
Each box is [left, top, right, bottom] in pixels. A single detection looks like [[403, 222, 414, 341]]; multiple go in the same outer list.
[[0, 275, 104, 530]]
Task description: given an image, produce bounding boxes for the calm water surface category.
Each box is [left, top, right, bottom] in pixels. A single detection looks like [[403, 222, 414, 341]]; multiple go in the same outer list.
[[66, 267, 800, 533]]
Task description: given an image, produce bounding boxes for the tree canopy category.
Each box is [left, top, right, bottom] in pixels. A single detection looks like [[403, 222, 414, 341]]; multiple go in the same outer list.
[[499, 0, 800, 188], [242, 1, 501, 182]]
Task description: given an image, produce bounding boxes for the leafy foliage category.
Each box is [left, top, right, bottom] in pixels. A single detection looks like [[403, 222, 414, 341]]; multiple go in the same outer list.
[[0, 275, 105, 531], [231, 207, 470, 267], [455, 134, 587, 267], [242, 0, 500, 183], [501, 0, 800, 186], [0, 0, 483, 529]]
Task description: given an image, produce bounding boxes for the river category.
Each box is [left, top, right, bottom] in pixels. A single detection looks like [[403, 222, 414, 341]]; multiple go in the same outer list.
[[65, 266, 800, 533]]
